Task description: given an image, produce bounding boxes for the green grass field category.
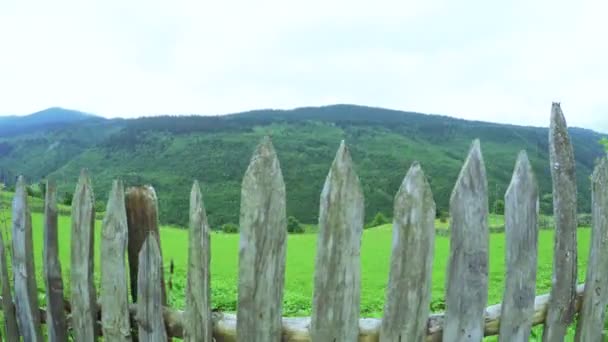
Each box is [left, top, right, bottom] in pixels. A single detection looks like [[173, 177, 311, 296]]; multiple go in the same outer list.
[[0, 192, 591, 340]]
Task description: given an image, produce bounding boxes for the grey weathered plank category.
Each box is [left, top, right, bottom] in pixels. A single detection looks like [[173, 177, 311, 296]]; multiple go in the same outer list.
[[11, 176, 43, 341], [125, 185, 166, 304], [236, 137, 287, 342], [137, 234, 168, 342], [443, 139, 489, 342], [70, 169, 98, 341], [0, 214, 19, 341], [575, 157, 608, 341], [543, 102, 578, 342], [0, 283, 589, 341], [380, 162, 436, 342], [499, 151, 539, 340], [185, 181, 212, 342], [310, 140, 364, 342], [100, 180, 132, 341], [43, 180, 68, 342]]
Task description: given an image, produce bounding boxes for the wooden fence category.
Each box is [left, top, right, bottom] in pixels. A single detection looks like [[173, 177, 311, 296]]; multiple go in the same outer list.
[[0, 102, 607, 341]]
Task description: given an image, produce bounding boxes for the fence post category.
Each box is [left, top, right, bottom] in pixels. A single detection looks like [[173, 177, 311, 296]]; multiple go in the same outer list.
[[237, 137, 287, 342], [443, 140, 489, 342], [185, 181, 212, 341], [576, 157, 608, 340], [11, 176, 43, 341], [126, 185, 166, 304], [499, 151, 539, 340], [380, 162, 435, 342], [137, 234, 168, 341], [70, 169, 98, 340], [310, 141, 364, 341], [43, 180, 68, 342], [544, 103, 578, 341], [100, 180, 132, 341], [0, 206, 18, 341]]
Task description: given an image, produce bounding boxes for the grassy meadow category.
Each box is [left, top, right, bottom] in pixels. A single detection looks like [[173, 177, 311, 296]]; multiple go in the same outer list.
[[0, 192, 592, 340]]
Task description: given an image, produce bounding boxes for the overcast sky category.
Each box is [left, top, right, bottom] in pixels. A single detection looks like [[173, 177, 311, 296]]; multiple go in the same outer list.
[[0, 0, 606, 131]]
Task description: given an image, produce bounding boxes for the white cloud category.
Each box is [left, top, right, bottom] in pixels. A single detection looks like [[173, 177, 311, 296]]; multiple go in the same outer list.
[[0, 0, 607, 132]]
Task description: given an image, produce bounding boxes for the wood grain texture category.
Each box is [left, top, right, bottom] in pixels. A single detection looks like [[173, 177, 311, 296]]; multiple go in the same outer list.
[[0, 212, 19, 341], [11, 176, 43, 341], [43, 180, 68, 342], [380, 162, 436, 342], [185, 181, 212, 342], [100, 180, 132, 341], [125, 185, 166, 304], [499, 151, 539, 340], [575, 157, 608, 341], [443, 140, 489, 342], [137, 234, 168, 342], [0, 283, 589, 341], [70, 169, 98, 341], [543, 103, 578, 342], [311, 140, 364, 342], [237, 137, 287, 342]]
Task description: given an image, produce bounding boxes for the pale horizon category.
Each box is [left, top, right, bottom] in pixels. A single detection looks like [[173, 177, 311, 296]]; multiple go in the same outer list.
[[1, 0, 607, 131]]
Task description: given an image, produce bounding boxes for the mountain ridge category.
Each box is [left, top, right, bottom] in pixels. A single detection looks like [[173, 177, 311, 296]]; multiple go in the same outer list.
[[0, 104, 605, 227]]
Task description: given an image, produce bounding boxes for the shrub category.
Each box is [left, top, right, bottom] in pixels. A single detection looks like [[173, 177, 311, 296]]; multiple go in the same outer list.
[[62, 192, 73, 206], [222, 223, 239, 234], [287, 216, 305, 234], [493, 199, 505, 215], [366, 212, 389, 229], [95, 201, 106, 213], [438, 210, 449, 223], [39, 181, 47, 199], [26, 185, 36, 198], [577, 214, 592, 227]]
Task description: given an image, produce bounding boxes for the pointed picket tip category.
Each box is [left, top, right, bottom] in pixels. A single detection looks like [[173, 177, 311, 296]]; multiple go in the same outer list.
[[14, 175, 28, 201], [450, 139, 487, 204], [397, 161, 432, 194], [190, 180, 203, 208], [77, 169, 91, 186], [592, 158, 608, 184], [190, 180, 207, 231], [506, 151, 537, 198], [107, 180, 125, 211], [243, 136, 283, 184], [331, 140, 351, 170], [322, 140, 361, 200], [103, 180, 126, 236], [16, 175, 26, 190], [252, 135, 277, 162], [549, 102, 574, 164], [395, 162, 434, 213], [551, 102, 567, 128]]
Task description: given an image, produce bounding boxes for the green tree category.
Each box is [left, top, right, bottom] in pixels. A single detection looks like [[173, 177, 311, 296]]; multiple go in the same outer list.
[[540, 193, 553, 215], [39, 180, 47, 200], [493, 199, 505, 215], [367, 212, 389, 229], [437, 209, 449, 223], [26, 185, 35, 198], [601, 137, 608, 151], [222, 223, 239, 234], [287, 216, 305, 234], [62, 192, 73, 206]]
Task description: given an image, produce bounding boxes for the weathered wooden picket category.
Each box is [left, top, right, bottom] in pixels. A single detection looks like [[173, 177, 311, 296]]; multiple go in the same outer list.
[[0, 102, 607, 341]]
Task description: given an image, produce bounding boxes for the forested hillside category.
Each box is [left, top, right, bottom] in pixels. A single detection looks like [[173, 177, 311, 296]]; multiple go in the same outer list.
[[0, 105, 605, 227]]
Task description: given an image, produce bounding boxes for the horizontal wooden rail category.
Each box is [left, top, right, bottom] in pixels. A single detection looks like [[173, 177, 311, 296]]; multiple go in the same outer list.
[[0, 284, 585, 341]]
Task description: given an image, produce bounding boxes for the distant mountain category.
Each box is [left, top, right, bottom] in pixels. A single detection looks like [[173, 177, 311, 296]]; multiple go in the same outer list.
[[0, 104, 605, 227], [0, 107, 104, 136]]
